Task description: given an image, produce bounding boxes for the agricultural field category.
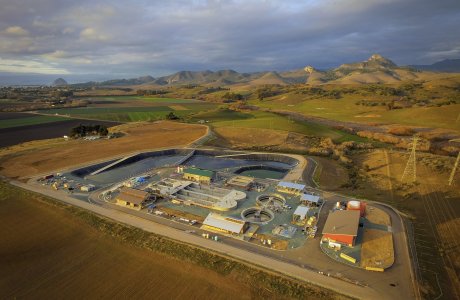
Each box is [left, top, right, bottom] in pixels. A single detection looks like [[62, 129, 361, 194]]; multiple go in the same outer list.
[[191, 109, 370, 143], [0, 115, 68, 129], [0, 182, 256, 299], [82, 95, 204, 105], [0, 112, 120, 148], [39, 101, 218, 122]]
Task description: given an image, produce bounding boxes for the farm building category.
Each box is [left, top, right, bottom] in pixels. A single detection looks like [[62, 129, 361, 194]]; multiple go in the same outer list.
[[201, 212, 249, 235], [276, 181, 305, 195], [322, 210, 361, 247], [115, 187, 150, 210], [300, 193, 321, 206], [292, 205, 309, 222], [183, 168, 214, 184]]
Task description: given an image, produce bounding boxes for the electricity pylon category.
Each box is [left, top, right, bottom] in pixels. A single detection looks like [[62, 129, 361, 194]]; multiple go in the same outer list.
[[448, 151, 460, 186], [401, 135, 419, 183]]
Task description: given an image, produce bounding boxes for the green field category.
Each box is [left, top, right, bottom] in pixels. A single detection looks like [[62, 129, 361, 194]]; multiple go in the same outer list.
[[0, 115, 69, 129], [191, 109, 370, 143], [40, 103, 218, 122]]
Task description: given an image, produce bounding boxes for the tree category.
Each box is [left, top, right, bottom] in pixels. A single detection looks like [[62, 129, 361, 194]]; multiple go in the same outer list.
[[166, 112, 179, 120]]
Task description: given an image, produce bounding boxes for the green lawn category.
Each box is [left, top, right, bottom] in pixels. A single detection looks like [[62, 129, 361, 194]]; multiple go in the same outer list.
[[0, 115, 69, 129]]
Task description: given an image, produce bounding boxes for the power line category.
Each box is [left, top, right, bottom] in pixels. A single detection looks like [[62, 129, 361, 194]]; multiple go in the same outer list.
[[401, 135, 419, 183], [448, 151, 460, 186]]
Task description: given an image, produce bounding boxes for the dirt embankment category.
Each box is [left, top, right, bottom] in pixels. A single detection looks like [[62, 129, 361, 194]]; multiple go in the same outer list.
[[0, 121, 207, 179]]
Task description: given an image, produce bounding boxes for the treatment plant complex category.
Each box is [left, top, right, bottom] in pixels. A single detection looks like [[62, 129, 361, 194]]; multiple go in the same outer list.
[[34, 148, 396, 274]]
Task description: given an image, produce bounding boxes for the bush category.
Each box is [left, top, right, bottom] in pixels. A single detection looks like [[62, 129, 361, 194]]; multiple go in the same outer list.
[[387, 127, 415, 136]]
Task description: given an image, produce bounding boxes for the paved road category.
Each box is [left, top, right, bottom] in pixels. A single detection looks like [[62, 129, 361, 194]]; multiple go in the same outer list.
[[11, 177, 417, 300]]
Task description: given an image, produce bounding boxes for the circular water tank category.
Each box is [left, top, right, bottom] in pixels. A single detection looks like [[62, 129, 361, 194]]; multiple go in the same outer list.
[[347, 200, 361, 210]]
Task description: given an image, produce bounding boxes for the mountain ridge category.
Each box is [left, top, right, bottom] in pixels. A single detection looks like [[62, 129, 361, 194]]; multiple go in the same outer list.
[[67, 55, 460, 87]]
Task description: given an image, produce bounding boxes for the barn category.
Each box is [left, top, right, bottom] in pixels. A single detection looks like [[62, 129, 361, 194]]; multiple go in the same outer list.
[[322, 210, 361, 247]]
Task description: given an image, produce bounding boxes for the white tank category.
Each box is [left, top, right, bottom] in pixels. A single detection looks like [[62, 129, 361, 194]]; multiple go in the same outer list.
[[347, 200, 361, 210]]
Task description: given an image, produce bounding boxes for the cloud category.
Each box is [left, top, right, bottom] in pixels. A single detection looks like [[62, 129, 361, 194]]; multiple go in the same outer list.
[[79, 27, 109, 41], [0, 0, 459, 77], [0, 57, 70, 74], [3, 26, 29, 36]]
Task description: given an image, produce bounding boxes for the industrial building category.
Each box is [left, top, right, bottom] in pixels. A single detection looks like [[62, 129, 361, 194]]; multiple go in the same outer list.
[[150, 178, 246, 211], [115, 187, 151, 210], [292, 205, 310, 223], [322, 210, 361, 247], [300, 193, 321, 206], [276, 181, 305, 195], [201, 212, 249, 235], [226, 175, 254, 190], [292, 205, 310, 222], [183, 168, 214, 184]]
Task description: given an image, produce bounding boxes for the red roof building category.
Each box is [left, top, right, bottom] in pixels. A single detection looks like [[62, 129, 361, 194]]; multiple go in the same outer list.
[[322, 210, 361, 247]]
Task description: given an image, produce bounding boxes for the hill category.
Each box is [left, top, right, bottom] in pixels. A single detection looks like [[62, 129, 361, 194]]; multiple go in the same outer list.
[[68, 54, 460, 88], [410, 58, 460, 72], [51, 78, 68, 86]]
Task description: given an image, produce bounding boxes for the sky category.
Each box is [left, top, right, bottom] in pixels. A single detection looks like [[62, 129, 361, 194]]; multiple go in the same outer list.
[[1, 0, 460, 82]]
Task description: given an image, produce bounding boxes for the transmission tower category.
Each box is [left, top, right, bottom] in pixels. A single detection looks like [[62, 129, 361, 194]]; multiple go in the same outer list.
[[401, 135, 419, 183], [448, 151, 460, 186]]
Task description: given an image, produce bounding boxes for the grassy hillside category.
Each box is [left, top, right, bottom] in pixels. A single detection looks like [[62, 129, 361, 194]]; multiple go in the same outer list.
[[190, 109, 369, 143], [246, 84, 460, 131]]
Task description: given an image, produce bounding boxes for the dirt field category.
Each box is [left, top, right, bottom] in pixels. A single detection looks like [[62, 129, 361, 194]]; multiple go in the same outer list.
[[213, 127, 288, 148], [365, 206, 391, 226], [360, 229, 394, 269], [0, 121, 206, 179], [0, 184, 256, 299]]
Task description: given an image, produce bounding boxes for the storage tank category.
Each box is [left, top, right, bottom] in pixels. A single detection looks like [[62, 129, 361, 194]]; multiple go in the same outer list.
[[347, 200, 361, 210], [335, 202, 341, 209], [347, 200, 366, 216]]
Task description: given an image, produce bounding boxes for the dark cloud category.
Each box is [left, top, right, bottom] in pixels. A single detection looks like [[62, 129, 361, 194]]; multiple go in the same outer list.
[[0, 0, 459, 76]]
